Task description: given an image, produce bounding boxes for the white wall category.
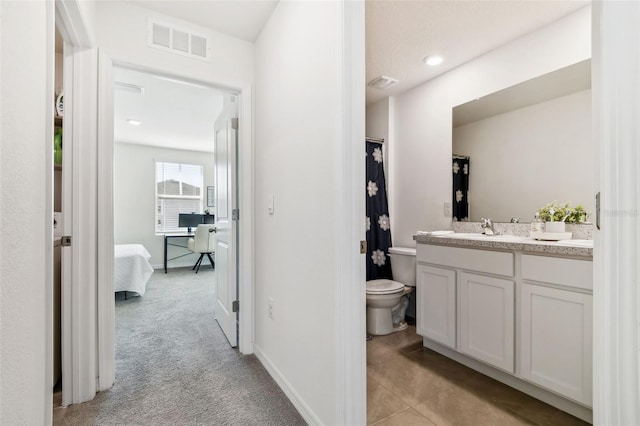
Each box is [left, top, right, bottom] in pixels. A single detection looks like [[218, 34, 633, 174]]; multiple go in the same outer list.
[[0, 1, 51, 424], [254, 1, 348, 424], [366, 97, 389, 141], [366, 98, 392, 190], [391, 6, 591, 247], [114, 142, 215, 268], [94, 1, 253, 90], [453, 89, 592, 222]]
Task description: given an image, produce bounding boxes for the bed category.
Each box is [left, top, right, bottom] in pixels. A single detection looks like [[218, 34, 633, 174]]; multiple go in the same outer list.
[[115, 244, 154, 296]]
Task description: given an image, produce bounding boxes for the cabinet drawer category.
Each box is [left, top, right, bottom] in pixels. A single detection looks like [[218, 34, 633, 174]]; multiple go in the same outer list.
[[521, 255, 592, 291], [417, 244, 513, 277]]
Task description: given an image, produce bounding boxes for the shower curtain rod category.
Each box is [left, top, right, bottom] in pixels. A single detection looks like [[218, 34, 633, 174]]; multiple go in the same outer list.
[[453, 154, 470, 159], [366, 137, 384, 144]]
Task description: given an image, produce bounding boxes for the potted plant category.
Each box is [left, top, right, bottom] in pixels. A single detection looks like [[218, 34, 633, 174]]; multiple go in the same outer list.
[[537, 201, 585, 232]]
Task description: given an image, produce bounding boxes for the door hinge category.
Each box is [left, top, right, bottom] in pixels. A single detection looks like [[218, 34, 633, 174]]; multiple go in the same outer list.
[[232, 300, 239, 312], [61, 236, 72, 247], [232, 209, 240, 221], [231, 117, 239, 130], [360, 240, 367, 254]]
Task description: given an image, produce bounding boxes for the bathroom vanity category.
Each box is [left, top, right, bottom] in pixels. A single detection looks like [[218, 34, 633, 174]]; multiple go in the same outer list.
[[414, 232, 593, 423]]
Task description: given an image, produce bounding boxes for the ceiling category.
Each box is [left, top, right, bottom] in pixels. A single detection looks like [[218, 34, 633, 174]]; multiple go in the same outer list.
[[366, 0, 590, 104], [114, 67, 224, 152], [125, 0, 278, 42], [114, 0, 591, 149]]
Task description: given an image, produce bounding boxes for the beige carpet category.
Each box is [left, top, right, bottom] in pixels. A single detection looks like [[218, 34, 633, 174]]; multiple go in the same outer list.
[[54, 267, 305, 426]]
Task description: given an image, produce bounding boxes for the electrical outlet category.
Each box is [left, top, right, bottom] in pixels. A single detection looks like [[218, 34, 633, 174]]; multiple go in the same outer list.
[[268, 297, 275, 319]]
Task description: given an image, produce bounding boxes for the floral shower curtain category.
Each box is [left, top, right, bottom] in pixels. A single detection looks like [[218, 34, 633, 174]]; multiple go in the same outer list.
[[366, 140, 393, 280], [453, 156, 470, 222]]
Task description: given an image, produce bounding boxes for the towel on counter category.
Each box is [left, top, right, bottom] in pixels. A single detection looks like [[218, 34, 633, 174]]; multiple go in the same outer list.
[[416, 230, 455, 236]]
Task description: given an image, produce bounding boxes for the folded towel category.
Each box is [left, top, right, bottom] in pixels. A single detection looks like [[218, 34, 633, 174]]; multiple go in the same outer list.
[[416, 230, 455, 236]]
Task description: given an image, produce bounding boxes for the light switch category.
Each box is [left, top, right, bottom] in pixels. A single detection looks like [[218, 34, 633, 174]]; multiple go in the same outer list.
[[444, 201, 452, 217], [268, 195, 275, 215]]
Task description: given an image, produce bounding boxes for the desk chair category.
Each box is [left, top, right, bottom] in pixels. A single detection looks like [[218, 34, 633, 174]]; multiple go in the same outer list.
[[187, 224, 216, 273]]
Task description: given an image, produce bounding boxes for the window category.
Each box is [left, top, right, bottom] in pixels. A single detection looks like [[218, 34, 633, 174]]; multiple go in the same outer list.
[[155, 162, 204, 233]]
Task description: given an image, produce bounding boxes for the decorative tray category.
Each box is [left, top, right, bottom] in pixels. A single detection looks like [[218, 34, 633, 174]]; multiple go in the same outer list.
[[530, 231, 573, 241]]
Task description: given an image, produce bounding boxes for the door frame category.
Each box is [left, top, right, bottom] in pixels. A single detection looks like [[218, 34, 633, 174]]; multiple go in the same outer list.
[[55, 0, 100, 407], [95, 59, 255, 379], [336, 1, 366, 424]]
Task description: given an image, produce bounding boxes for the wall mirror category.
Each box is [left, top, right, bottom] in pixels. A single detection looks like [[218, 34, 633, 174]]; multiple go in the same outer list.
[[452, 59, 592, 223]]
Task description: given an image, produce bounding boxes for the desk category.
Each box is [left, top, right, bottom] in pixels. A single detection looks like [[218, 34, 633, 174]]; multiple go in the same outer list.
[[163, 233, 194, 273]]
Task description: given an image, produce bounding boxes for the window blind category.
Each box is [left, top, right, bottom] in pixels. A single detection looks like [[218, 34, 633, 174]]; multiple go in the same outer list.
[[155, 161, 204, 233]]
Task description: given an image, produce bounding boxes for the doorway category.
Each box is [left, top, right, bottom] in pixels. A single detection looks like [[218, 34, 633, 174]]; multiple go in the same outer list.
[[111, 63, 239, 344]]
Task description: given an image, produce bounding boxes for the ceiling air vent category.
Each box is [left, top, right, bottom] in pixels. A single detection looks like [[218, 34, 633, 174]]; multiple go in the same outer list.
[[368, 76, 399, 90], [147, 18, 212, 62]]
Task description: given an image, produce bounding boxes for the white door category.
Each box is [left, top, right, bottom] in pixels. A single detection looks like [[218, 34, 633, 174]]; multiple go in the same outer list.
[[416, 264, 457, 348], [214, 97, 238, 347], [458, 272, 514, 373], [520, 283, 593, 406]]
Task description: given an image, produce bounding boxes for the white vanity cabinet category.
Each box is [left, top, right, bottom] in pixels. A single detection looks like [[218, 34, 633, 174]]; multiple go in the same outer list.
[[415, 240, 593, 422], [416, 244, 514, 358], [519, 255, 593, 406], [459, 272, 514, 373], [416, 264, 456, 348]]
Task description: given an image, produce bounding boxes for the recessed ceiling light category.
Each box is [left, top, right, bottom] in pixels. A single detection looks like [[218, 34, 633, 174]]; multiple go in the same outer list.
[[127, 119, 142, 126], [424, 55, 443, 66], [367, 75, 399, 90]]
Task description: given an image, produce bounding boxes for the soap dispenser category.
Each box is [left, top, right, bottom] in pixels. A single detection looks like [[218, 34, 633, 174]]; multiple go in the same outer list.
[[530, 212, 543, 235]]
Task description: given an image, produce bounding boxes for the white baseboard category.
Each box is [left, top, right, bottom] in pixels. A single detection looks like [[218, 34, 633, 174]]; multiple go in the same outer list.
[[254, 343, 320, 425]]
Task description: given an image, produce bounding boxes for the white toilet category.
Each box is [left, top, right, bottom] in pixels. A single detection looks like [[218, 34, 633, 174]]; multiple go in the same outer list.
[[366, 247, 417, 335]]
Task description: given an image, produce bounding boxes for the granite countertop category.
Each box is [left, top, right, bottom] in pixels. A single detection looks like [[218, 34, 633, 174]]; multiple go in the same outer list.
[[414, 233, 593, 259]]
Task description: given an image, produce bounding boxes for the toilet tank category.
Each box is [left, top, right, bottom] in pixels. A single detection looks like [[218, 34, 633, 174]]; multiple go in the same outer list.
[[388, 247, 417, 286]]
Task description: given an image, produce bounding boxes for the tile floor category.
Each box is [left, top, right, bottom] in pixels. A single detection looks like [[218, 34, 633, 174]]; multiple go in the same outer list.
[[366, 326, 589, 426]]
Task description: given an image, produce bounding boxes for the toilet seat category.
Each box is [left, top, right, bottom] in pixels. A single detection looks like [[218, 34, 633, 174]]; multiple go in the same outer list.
[[366, 279, 405, 295]]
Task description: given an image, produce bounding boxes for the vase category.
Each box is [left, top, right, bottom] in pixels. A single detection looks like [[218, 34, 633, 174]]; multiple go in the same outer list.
[[545, 221, 565, 233]]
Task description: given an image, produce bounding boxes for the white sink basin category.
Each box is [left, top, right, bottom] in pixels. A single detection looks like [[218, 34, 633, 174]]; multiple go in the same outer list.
[[554, 239, 593, 248], [443, 233, 527, 242]]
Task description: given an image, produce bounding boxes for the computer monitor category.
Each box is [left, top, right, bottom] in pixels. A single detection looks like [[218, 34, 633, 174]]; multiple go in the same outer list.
[[178, 213, 216, 233], [178, 213, 203, 233]]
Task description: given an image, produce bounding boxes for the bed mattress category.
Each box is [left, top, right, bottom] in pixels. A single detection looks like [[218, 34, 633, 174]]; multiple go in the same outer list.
[[115, 244, 154, 296]]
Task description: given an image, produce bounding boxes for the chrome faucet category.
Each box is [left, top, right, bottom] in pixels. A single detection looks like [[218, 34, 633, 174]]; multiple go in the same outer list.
[[480, 217, 497, 235]]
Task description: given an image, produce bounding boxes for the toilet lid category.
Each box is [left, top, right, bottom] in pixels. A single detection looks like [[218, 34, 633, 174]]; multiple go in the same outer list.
[[366, 279, 404, 294]]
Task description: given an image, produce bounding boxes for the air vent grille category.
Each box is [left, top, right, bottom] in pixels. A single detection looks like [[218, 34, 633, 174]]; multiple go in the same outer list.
[[368, 76, 399, 90], [148, 18, 211, 62]]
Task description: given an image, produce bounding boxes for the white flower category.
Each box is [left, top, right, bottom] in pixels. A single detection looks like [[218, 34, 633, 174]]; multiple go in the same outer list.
[[453, 162, 460, 174], [367, 180, 379, 197], [373, 147, 383, 163], [463, 163, 468, 175], [365, 216, 371, 231], [371, 249, 386, 267], [456, 189, 464, 202], [378, 214, 390, 231]]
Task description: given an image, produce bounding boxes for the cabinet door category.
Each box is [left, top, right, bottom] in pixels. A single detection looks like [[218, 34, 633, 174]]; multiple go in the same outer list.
[[459, 272, 514, 373], [520, 283, 592, 406], [416, 265, 456, 348]]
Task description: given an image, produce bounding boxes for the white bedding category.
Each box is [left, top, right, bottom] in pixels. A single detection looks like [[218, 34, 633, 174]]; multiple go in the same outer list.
[[115, 244, 154, 296]]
